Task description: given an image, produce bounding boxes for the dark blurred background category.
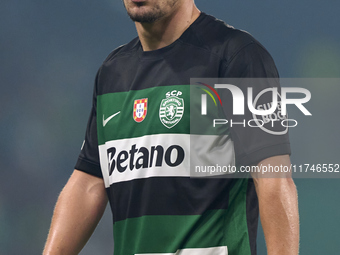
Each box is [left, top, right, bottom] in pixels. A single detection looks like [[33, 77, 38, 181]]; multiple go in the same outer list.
[[1, 0, 339, 254]]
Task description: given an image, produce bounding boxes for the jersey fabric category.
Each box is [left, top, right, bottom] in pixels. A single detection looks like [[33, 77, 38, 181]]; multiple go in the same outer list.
[[75, 13, 290, 255]]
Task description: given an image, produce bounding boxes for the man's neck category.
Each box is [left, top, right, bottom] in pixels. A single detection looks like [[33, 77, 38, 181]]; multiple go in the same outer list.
[[135, 2, 200, 51]]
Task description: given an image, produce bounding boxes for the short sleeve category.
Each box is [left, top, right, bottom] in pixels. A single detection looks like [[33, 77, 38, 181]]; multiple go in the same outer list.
[[221, 42, 291, 166], [74, 72, 103, 178]]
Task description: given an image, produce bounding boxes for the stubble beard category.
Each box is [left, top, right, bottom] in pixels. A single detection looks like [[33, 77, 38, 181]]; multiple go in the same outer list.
[[127, 5, 164, 23], [124, 0, 179, 23]]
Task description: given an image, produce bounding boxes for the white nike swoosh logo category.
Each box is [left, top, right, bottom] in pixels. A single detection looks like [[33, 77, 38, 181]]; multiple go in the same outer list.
[[103, 111, 120, 127]]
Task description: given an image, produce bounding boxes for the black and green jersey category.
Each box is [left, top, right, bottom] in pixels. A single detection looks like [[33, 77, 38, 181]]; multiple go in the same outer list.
[[75, 13, 290, 255]]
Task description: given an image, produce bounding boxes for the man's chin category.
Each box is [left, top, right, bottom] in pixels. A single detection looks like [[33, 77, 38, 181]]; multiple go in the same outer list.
[[126, 4, 164, 23], [128, 12, 160, 23]]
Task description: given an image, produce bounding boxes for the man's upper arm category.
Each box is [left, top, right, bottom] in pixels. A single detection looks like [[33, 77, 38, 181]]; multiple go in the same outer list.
[[221, 37, 291, 166], [75, 71, 103, 178], [251, 154, 293, 181]]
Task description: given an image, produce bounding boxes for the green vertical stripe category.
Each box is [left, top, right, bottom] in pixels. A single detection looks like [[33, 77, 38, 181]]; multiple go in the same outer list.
[[223, 178, 252, 254]]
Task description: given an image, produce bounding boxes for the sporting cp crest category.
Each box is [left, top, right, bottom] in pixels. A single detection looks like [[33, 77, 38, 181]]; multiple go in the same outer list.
[[133, 98, 148, 123], [159, 92, 184, 129]]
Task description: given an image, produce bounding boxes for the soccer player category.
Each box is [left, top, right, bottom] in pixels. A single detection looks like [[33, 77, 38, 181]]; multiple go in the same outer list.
[[43, 0, 299, 254]]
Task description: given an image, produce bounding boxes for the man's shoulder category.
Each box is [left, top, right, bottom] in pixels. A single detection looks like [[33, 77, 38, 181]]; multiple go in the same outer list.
[[189, 13, 266, 59], [103, 37, 140, 63]]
